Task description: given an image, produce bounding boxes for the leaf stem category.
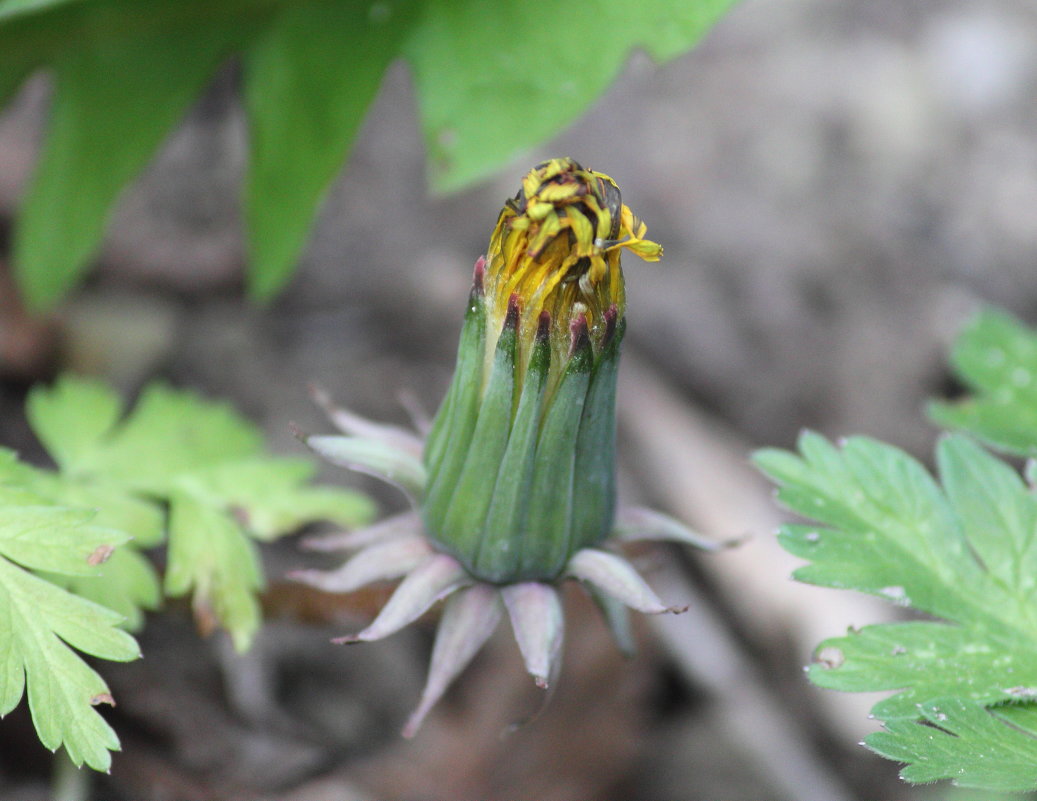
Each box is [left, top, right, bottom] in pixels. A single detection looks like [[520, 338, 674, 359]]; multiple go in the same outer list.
[[52, 750, 91, 801]]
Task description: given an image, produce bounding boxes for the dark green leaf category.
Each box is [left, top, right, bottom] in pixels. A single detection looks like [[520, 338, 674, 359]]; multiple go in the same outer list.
[[12, 9, 247, 310], [3, 0, 736, 303], [243, 0, 417, 299]]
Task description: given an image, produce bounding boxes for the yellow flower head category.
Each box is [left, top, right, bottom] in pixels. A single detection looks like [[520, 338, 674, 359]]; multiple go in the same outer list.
[[482, 157, 662, 385]]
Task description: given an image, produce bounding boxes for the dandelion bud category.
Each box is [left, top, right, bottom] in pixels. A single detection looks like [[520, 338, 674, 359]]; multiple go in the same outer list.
[[422, 158, 662, 583], [299, 159, 710, 737]]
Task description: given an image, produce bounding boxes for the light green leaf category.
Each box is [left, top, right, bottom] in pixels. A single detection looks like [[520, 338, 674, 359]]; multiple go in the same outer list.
[[186, 456, 375, 541], [24, 375, 371, 647], [0, 454, 164, 548], [43, 547, 162, 632], [165, 490, 263, 652], [868, 698, 1037, 790], [26, 376, 122, 474], [929, 308, 1037, 458], [243, 0, 417, 299], [0, 499, 140, 772], [29, 378, 262, 488], [0, 501, 129, 576], [0, 446, 164, 628], [12, 7, 246, 311], [755, 433, 1037, 787]]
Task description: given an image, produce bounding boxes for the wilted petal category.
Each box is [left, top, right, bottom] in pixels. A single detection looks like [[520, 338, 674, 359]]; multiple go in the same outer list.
[[502, 582, 564, 689], [290, 534, 431, 593], [334, 555, 471, 644], [566, 548, 686, 615], [402, 585, 502, 738], [612, 506, 736, 551], [301, 433, 427, 501], [311, 384, 424, 458], [301, 511, 421, 552]]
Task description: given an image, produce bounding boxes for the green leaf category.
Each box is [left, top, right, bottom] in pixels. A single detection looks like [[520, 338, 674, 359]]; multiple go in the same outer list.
[[25, 377, 122, 474], [0, 500, 129, 576], [42, 547, 162, 633], [755, 433, 1037, 787], [28, 377, 261, 488], [184, 456, 374, 541], [243, 0, 417, 299], [0, 499, 140, 772], [3, 0, 735, 307], [868, 698, 1037, 790], [0, 447, 165, 629], [0, 0, 92, 21], [165, 490, 263, 652], [25, 375, 372, 648], [929, 308, 1037, 457], [12, 7, 250, 312], [405, 0, 738, 192]]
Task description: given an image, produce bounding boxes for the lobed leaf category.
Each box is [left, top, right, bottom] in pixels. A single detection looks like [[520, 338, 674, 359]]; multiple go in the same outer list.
[[42, 547, 163, 632], [929, 308, 1037, 457], [0, 500, 140, 772], [165, 490, 263, 653], [0, 501, 128, 575], [182, 456, 374, 541], [24, 375, 372, 649], [755, 432, 1037, 788], [867, 698, 1037, 790]]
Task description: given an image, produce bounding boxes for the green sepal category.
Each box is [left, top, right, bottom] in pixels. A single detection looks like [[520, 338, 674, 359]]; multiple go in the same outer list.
[[518, 327, 594, 579], [571, 316, 623, 551], [475, 318, 551, 581], [424, 282, 487, 485], [432, 308, 518, 565]]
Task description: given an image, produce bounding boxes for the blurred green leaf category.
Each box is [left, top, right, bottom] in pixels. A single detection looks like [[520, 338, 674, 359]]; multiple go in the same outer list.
[[2, 0, 736, 308], [244, 0, 417, 299], [755, 433, 1037, 788], [184, 456, 376, 541], [0, 0, 90, 20], [405, 0, 736, 192], [24, 375, 372, 648], [165, 490, 263, 652], [930, 307, 1037, 458], [12, 8, 255, 311]]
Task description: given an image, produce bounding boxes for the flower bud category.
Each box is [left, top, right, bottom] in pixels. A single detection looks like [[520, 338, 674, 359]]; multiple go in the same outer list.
[[422, 158, 662, 583]]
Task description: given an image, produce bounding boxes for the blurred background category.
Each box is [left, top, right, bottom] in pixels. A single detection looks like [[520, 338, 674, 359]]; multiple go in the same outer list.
[[2, 0, 1037, 797]]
